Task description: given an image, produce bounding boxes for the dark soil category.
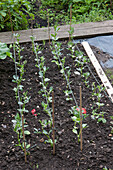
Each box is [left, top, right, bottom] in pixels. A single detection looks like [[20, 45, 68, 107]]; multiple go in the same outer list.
[[0, 40, 113, 170]]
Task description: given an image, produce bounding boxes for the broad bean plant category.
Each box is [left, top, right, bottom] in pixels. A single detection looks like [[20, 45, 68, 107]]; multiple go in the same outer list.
[[31, 36, 56, 147], [11, 34, 30, 152], [51, 26, 88, 143], [69, 106, 87, 143], [91, 82, 107, 123], [68, 41, 90, 87], [51, 26, 77, 104]]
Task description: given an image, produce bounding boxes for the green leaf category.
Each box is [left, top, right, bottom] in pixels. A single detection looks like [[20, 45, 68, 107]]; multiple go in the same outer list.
[[18, 101, 23, 105], [17, 108, 28, 113], [60, 69, 64, 74], [72, 128, 77, 134], [34, 128, 41, 134], [44, 78, 50, 82], [0, 11, 6, 17], [98, 118, 106, 123], [66, 97, 72, 101], [16, 144, 21, 147], [0, 42, 12, 59], [24, 130, 30, 135], [96, 102, 104, 106], [43, 129, 48, 135], [82, 124, 87, 128], [73, 0, 83, 2], [71, 116, 77, 122], [39, 71, 43, 78], [26, 144, 30, 149], [18, 85, 24, 90], [36, 164, 39, 168], [45, 139, 53, 146]]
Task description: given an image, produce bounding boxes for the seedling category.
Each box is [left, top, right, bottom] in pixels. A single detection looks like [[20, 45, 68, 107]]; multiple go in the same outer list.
[[91, 82, 107, 123], [34, 119, 57, 148], [12, 113, 30, 153], [31, 36, 57, 149], [51, 25, 78, 106], [10, 34, 30, 155], [70, 105, 87, 143]]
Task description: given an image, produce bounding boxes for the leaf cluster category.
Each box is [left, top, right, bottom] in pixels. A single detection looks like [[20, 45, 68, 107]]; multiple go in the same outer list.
[[0, 0, 33, 31], [12, 113, 30, 151], [0, 42, 12, 59]]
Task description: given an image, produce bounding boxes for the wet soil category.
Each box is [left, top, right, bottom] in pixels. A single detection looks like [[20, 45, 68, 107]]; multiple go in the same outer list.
[[0, 41, 113, 170]]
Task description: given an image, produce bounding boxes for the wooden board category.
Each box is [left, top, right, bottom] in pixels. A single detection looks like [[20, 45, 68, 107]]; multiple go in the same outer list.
[[1, 20, 113, 44], [82, 41, 113, 102]]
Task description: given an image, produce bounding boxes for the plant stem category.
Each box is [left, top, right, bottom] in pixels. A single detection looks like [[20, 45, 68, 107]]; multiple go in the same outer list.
[[47, 9, 50, 45], [58, 55, 78, 106], [31, 18, 33, 55], [80, 86, 82, 151], [9, 9, 13, 34], [22, 114, 27, 163], [32, 39, 49, 105], [13, 35, 22, 117], [69, 4, 72, 41], [52, 91, 55, 155]]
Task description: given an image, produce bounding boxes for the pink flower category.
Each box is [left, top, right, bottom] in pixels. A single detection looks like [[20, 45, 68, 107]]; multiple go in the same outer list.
[[31, 109, 37, 116], [76, 107, 86, 114]]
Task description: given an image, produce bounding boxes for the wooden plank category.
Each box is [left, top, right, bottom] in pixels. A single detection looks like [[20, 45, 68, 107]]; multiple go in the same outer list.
[[1, 20, 113, 44], [82, 41, 113, 102]]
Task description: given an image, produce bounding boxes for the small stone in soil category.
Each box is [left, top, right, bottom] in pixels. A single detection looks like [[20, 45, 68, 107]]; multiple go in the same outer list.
[[109, 134, 112, 136], [58, 129, 64, 135], [59, 138, 63, 142], [99, 165, 103, 168]]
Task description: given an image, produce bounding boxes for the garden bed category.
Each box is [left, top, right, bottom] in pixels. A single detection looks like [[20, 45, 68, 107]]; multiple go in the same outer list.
[[0, 40, 113, 170]]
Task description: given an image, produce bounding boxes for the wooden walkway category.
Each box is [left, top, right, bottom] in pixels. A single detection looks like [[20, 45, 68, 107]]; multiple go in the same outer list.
[[0, 20, 113, 44]]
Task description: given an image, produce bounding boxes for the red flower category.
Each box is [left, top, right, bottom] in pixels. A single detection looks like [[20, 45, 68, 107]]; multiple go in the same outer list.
[[76, 107, 86, 114], [31, 109, 37, 116]]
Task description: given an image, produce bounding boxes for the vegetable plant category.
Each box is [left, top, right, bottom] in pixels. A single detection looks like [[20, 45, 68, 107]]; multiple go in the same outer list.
[[51, 26, 88, 144], [69, 106, 87, 143], [10, 34, 31, 154], [91, 82, 107, 123], [51, 26, 77, 104], [12, 34, 30, 116], [12, 113, 30, 152], [68, 41, 90, 87], [31, 36, 56, 148]]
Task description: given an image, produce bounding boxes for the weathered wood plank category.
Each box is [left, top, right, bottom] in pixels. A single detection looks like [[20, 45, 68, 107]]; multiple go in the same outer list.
[[82, 41, 113, 102], [0, 20, 113, 44]]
